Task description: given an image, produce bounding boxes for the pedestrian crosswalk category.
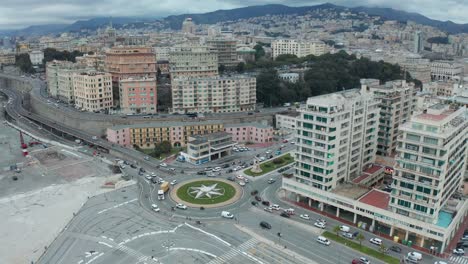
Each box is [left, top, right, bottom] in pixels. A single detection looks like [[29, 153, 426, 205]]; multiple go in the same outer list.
[[206, 238, 260, 264], [450, 255, 468, 264], [115, 244, 152, 263]]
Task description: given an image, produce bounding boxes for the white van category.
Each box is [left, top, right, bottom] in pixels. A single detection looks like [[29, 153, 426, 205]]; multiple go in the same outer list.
[[340, 225, 350, 233], [316, 236, 330, 245], [407, 252, 422, 261], [221, 211, 234, 219]]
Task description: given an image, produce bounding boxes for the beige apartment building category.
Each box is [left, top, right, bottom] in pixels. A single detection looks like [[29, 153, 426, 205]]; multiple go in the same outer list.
[[171, 75, 256, 114], [169, 45, 218, 79], [119, 77, 157, 114], [272, 39, 327, 59], [206, 37, 238, 68], [46, 60, 85, 98], [76, 53, 106, 71], [105, 46, 157, 107], [73, 71, 113, 112], [0, 52, 15, 65]]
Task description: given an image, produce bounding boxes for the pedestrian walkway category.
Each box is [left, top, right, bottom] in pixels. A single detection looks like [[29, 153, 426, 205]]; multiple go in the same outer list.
[[206, 238, 259, 264], [450, 255, 468, 264]]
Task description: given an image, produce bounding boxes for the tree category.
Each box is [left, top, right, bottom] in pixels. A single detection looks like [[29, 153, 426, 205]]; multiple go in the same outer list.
[[236, 62, 245, 73], [15, 53, 35, 74], [42, 48, 83, 65], [379, 244, 387, 254], [333, 225, 341, 236], [253, 44, 265, 60], [218, 64, 226, 74], [356, 233, 365, 246], [160, 141, 172, 154]]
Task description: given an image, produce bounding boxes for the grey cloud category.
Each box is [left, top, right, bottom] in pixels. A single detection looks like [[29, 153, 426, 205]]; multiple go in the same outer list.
[[0, 0, 466, 30]]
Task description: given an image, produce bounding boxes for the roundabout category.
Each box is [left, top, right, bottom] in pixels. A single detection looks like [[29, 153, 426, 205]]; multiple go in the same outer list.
[[171, 178, 243, 208]]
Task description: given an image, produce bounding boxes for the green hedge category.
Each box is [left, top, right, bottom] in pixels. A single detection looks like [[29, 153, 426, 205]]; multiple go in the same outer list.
[[244, 153, 294, 177]]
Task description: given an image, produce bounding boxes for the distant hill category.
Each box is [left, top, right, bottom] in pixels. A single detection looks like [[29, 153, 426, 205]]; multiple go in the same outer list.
[[13, 24, 69, 36]]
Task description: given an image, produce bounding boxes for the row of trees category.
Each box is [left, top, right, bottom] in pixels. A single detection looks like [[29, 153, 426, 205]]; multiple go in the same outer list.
[[42, 48, 83, 65], [15, 54, 35, 74], [256, 51, 420, 106]]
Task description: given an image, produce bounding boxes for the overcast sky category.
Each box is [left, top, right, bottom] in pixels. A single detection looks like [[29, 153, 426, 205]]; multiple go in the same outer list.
[[0, 0, 467, 30]]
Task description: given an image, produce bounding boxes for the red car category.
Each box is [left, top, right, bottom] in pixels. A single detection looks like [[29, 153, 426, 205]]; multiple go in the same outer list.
[[351, 260, 361, 264], [282, 139, 288, 143]]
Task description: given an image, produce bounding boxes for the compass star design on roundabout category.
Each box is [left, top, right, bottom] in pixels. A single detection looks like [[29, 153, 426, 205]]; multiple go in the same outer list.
[[188, 183, 224, 199]]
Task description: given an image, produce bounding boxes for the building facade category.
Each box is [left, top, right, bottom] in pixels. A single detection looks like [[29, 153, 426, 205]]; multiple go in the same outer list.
[[169, 45, 218, 79], [181, 18, 196, 34], [224, 123, 273, 144], [279, 73, 300, 83], [73, 71, 113, 112], [272, 39, 327, 59], [29, 50, 44, 65], [171, 75, 256, 114], [46, 60, 82, 98], [184, 132, 235, 165], [206, 37, 238, 68], [119, 77, 157, 114], [275, 113, 300, 132], [0, 52, 15, 65], [431, 61, 463, 82], [362, 79, 418, 157]]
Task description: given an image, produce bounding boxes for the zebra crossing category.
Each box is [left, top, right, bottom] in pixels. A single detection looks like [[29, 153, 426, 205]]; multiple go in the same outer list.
[[450, 255, 468, 264], [206, 238, 260, 264], [115, 244, 153, 263]]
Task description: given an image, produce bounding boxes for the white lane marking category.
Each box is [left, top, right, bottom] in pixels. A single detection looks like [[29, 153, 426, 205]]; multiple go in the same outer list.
[[169, 247, 217, 258], [98, 241, 113, 248], [242, 251, 265, 264], [97, 198, 138, 214], [77, 260, 84, 264], [185, 223, 231, 247], [84, 252, 104, 264]]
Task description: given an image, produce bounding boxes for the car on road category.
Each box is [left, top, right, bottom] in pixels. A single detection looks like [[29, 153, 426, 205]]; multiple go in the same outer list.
[[260, 221, 271, 229], [265, 150, 272, 154], [453, 248, 465, 256], [204, 167, 212, 171], [299, 214, 310, 220], [358, 257, 370, 264], [145, 175, 153, 180], [314, 222, 326, 229], [207, 173, 216, 177], [261, 201, 270, 206], [139, 167, 146, 173], [227, 176, 235, 181], [221, 211, 234, 219], [160, 163, 167, 167], [339, 225, 350, 232], [389, 245, 402, 253], [267, 178, 276, 184], [151, 204, 160, 212], [316, 236, 330, 246], [341, 232, 353, 239], [271, 204, 280, 210], [238, 181, 246, 186], [407, 252, 422, 261], [254, 195, 262, 202], [197, 171, 207, 175], [280, 212, 290, 218], [236, 175, 244, 180], [212, 167, 221, 172], [251, 201, 258, 206], [144, 156, 149, 161], [369, 238, 382, 246], [169, 168, 175, 171], [434, 261, 448, 264], [264, 207, 273, 213], [222, 164, 230, 168], [284, 208, 295, 215], [317, 219, 327, 225], [243, 178, 249, 183], [130, 164, 137, 169], [170, 180, 177, 185], [176, 203, 187, 210], [282, 139, 288, 143]]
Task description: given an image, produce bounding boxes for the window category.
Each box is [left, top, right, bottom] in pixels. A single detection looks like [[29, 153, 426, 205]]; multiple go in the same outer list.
[[423, 137, 438, 145], [400, 181, 414, 190], [422, 147, 437, 155], [406, 133, 420, 142], [397, 199, 411, 208], [403, 153, 418, 161], [421, 157, 435, 165], [414, 204, 428, 213], [405, 143, 419, 152]]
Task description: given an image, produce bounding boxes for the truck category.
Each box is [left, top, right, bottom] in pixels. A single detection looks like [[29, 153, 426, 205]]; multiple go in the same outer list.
[[158, 182, 170, 200]]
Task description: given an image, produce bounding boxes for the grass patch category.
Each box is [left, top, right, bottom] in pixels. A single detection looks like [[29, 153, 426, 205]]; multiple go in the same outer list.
[[244, 153, 294, 177], [323, 231, 399, 264], [176, 180, 237, 205]]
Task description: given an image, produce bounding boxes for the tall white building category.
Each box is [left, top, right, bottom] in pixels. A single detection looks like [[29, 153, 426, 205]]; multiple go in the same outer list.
[[73, 71, 113, 112], [272, 39, 327, 59], [169, 45, 218, 79], [390, 104, 467, 224], [291, 87, 380, 190], [29, 50, 44, 65], [431, 60, 463, 81], [171, 75, 256, 114]]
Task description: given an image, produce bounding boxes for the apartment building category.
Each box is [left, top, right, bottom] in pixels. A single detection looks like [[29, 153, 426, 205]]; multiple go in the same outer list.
[[272, 39, 327, 59], [184, 132, 235, 165], [0, 52, 15, 65], [46, 60, 84, 98], [29, 50, 43, 65], [275, 112, 300, 132], [206, 37, 238, 68], [106, 120, 225, 149], [182, 18, 196, 34], [58, 68, 83, 104], [401, 56, 432, 84], [362, 79, 417, 157], [75, 53, 106, 71], [169, 45, 218, 79], [431, 60, 463, 81], [423, 81, 458, 97], [224, 123, 273, 144], [171, 75, 256, 114], [119, 77, 157, 114], [105, 46, 157, 106], [73, 71, 113, 112]]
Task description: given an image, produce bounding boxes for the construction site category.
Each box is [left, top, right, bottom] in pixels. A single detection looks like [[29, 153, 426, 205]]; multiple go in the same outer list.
[[0, 95, 129, 264]]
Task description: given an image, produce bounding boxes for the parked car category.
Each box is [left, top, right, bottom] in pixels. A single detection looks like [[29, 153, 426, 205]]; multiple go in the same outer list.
[[369, 238, 382, 246], [264, 207, 273, 213], [255, 195, 262, 202], [238, 181, 246, 186], [389, 245, 402, 253], [271, 204, 280, 210], [130, 164, 137, 169], [227, 176, 235, 181], [261, 201, 270, 206], [160, 163, 167, 167], [299, 214, 310, 220], [358, 257, 370, 264], [260, 221, 271, 229], [341, 232, 353, 239], [251, 201, 258, 206], [280, 212, 290, 218], [197, 171, 207, 175], [222, 164, 230, 168], [314, 222, 325, 229]]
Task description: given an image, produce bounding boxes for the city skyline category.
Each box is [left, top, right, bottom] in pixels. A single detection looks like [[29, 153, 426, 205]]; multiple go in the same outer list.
[[0, 0, 468, 30]]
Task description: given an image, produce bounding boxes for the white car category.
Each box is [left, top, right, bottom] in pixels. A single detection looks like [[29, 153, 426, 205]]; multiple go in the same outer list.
[[243, 178, 249, 183], [145, 175, 152, 180], [317, 236, 330, 245], [359, 257, 370, 264], [170, 180, 177, 185], [265, 150, 272, 154], [453, 248, 465, 256], [264, 207, 273, 213], [314, 222, 326, 229], [212, 167, 221, 172], [369, 238, 382, 246], [238, 181, 246, 186], [317, 219, 327, 225], [434, 261, 448, 264], [299, 214, 310, 220], [151, 204, 160, 212], [271, 204, 280, 210], [236, 175, 244, 180], [176, 203, 187, 210], [160, 163, 167, 167]]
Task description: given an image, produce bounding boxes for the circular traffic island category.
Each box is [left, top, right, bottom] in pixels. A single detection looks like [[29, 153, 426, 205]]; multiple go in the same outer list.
[[171, 178, 242, 208]]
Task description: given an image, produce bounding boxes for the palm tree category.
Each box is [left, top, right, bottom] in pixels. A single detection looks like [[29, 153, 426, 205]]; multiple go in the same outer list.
[[333, 225, 341, 236], [356, 233, 365, 246]]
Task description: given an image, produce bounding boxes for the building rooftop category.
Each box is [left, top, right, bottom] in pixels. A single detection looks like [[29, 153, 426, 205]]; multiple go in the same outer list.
[[359, 189, 390, 210], [332, 183, 369, 200], [189, 131, 232, 145], [364, 164, 384, 174]]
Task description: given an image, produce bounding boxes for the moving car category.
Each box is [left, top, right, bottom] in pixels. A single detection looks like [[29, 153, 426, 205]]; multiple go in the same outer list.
[[260, 221, 271, 229], [170, 180, 177, 185], [341, 232, 353, 239], [284, 208, 295, 215], [389, 245, 402, 253], [299, 214, 310, 220], [316, 236, 330, 246], [238, 181, 246, 186], [407, 252, 422, 261], [160, 163, 167, 167], [176, 203, 187, 210], [221, 211, 234, 219], [271, 204, 281, 210], [264, 207, 273, 213], [197, 171, 207, 175], [358, 257, 370, 264], [261, 201, 270, 206], [212, 167, 221, 172], [280, 212, 290, 218], [267, 178, 276, 184], [369, 238, 382, 246], [339, 225, 350, 233], [255, 195, 262, 201], [236, 175, 245, 180], [227, 176, 235, 181], [151, 204, 160, 212], [453, 248, 465, 256], [314, 222, 325, 229]]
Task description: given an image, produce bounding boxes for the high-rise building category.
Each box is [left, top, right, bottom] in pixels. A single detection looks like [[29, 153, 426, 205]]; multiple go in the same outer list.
[[430, 60, 463, 81], [413, 31, 424, 54], [206, 37, 238, 68], [46, 60, 84, 98], [169, 45, 218, 79], [181, 18, 196, 34], [288, 87, 380, 190], [28, 50, 43, 65], [272, 39, 327, 59], [73, 71, 113, 112], [119, 77, 157, 114], [390, 104, 467, 224], [171, 75, 256, 114], [361, 79, 418, 157], [105, 46, 157, 107]]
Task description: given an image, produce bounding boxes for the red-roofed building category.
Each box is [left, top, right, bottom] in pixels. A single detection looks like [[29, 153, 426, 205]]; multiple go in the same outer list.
[[359, 189, 390, 210]]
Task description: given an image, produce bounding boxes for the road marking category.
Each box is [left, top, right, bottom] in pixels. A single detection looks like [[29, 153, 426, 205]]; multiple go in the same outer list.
[[98, 241, 113, 248], [450, 256, 468, 264], [84, 252, 104, 264], [168, 247, 217, 258], [185, 223, 231, 246], [97, 198, 138, 214], [242, 251, 265, 264]]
